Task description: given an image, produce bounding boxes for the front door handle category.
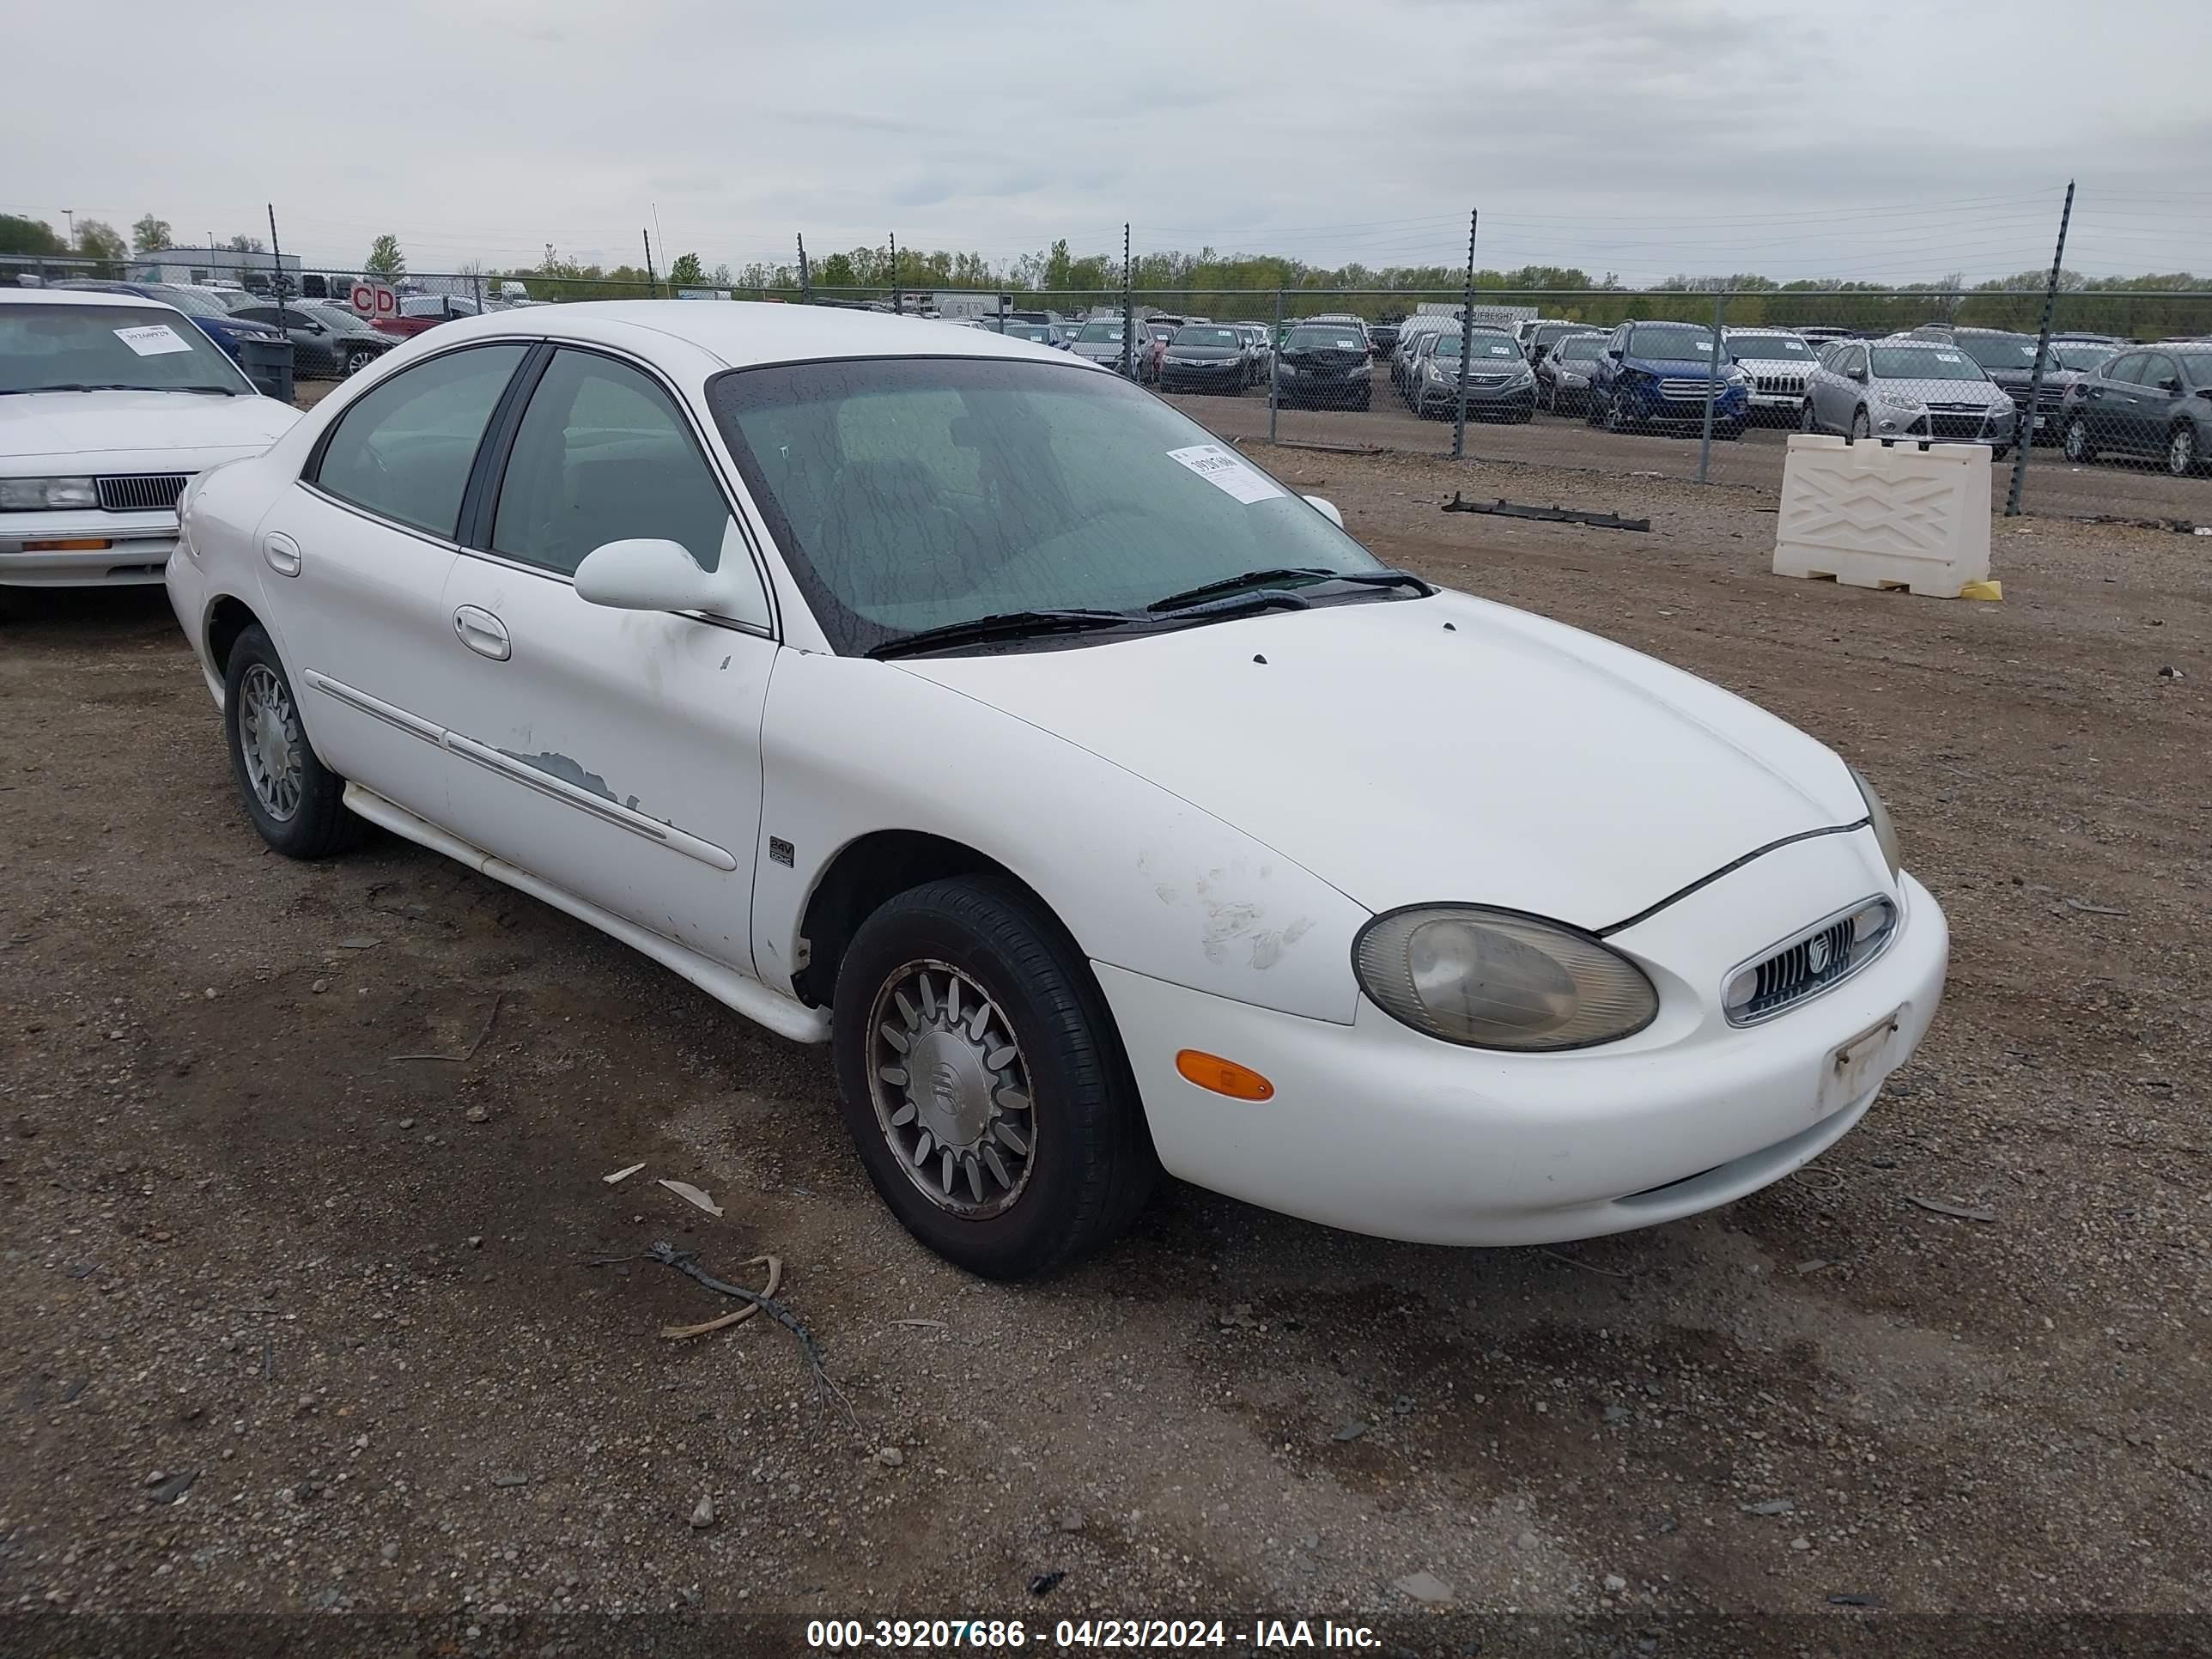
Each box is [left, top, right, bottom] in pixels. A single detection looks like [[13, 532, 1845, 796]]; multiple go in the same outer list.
[[453, 605, 511, 661], [263, 533, 301, 578]]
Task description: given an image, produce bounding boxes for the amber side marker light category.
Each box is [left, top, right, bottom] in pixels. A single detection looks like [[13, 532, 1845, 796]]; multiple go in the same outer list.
[[24, 538, 111, 552], [1176, 1050, 1275, 1101]]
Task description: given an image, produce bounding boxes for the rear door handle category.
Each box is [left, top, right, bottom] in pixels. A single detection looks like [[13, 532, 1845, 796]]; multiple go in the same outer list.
[[453, 605, 511, 661], [263, 533, 301, 578]]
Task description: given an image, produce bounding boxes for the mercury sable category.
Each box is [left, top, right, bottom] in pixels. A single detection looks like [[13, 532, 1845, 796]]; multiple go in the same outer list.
[[165, 302, 1948, 1278]]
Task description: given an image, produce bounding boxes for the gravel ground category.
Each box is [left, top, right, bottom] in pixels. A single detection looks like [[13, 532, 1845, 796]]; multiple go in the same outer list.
[[2, 443, 2207, 1649]]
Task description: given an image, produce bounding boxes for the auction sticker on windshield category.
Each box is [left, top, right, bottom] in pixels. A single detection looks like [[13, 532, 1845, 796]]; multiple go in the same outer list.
[[113, 325, 193, 357], [1166, 442, 1284, 505]]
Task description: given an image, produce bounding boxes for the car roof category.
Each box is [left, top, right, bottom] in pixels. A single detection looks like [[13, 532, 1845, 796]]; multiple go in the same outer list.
[[417, 300, 1089, 372], [4, 287, 171, 313]]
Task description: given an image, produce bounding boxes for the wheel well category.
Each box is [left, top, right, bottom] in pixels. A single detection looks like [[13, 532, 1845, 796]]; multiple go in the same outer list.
[[793, 831, 1059, 1009], [205, 596, 261, 679]]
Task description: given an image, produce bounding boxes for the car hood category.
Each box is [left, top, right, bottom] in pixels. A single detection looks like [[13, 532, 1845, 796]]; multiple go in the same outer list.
[[0, 392, 300, 463], [1624, 355, 1726, 374], [897, 588, 1866, 928]]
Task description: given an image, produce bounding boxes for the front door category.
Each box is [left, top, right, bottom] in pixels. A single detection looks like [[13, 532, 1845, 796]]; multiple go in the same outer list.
[[434, 344, 777, 971], [262, 342, 531, 823]]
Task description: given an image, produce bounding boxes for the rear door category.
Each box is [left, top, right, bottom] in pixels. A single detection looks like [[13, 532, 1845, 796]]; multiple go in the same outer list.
[[2130, 353, 2183, 455], [264, 342, 532, 823], [434, 342, 778, 969]]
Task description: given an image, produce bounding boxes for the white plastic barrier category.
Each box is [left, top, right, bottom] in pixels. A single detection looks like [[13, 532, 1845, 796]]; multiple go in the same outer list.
[[1772, 434, 1991, 599]]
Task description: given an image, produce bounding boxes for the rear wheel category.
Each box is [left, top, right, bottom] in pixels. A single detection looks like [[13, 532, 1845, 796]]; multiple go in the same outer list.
[[222, 625, 363, 860], [831, 878, 1156, 1279]]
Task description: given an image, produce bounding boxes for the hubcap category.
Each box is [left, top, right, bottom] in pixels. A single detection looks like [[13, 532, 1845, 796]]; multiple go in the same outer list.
[[237, 664, 303, 823], [348, 349, 373, 375], [2065, 422, 2085, 460], [2172, 430, 2193, 475], [866, 961, 1036, 1218]]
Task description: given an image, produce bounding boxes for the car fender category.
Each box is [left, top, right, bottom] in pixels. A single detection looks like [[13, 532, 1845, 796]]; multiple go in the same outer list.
[[754, 649, 1370, 1024]]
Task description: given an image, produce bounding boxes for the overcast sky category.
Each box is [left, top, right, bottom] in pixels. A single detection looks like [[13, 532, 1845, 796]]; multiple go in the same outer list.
[[9, 0, 2208, 286]]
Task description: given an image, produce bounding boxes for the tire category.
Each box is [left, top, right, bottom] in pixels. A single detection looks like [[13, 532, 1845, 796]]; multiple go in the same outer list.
[[1799, 401, 1819, 435], [222, 624, 363, 860], [1849, 407, 1872, 441], [2063, 416, 2097, 465], [344, 346, 378, 377], [1603, 393, 1631, 434], [2168, 424, 2201, 478], [1991, 446, 2011, 463], [830, 877, 1157, 1279]]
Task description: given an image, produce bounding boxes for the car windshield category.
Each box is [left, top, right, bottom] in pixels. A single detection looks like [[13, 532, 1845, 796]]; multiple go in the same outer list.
[[306, 305, 369, 332], [0, 302, 252, 395], [1731, 334, 1814, 361], [2053, 342, 2118, 371], [1173, 327, 1241, 348], [1555, 336, 1606, 362], [1002, 323, 1053, 342], [1953, 334, 2039, 368], [708, 356, 1389, 656], [1075, 321, 1125, 343], [1285, 327, 1365, 351], [1627, 324, 1717, 359], [1434, 332, 1520, 360], [1868, 346, 1989, 382]]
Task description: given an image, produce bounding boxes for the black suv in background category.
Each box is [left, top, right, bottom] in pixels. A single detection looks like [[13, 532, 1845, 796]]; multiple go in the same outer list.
[[1368, 319, 1401, 358], [1917, 326, 2075, 444]]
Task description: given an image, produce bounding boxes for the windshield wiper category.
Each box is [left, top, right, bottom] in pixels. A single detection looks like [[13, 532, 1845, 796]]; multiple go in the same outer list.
[[0, 383, 234, 396], [1146, 566, 1431, 612], [867, 608, 1139, 659]]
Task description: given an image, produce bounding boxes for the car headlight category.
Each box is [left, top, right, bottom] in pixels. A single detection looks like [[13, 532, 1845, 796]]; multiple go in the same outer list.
[[1353, 906, 1658, 1051], [1875, 389, 1922, 410], [0, 476, 99, 511], [1847, 764, 1902, 878]]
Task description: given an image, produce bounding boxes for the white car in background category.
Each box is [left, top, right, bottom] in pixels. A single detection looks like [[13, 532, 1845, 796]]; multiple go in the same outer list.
[[166, 302, 1947, 1279], [2, 289, 299, 590], [1723, 328, 1820, 423]]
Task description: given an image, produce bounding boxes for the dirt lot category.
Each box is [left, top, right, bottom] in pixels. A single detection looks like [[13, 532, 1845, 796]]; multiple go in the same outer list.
[[3, 444, 2208, 1649]]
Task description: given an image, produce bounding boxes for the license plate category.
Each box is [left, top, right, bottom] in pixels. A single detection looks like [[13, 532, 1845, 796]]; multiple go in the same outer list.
[[2033, 413, 2047, 430], [1820, 1009, 1902, 1118]]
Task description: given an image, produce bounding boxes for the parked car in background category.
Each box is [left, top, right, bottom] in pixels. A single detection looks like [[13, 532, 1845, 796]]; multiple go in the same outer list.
[[1139, 319, 1177, 382], [1158, 325, 1250, 395], [53, 281, 287, 367], [1587, 321, 1749, 438], [1723, 329, 1820, 424], [1390, 315, 1462, 395], [1237, 322, 1271, 385], [2050, 339, 2120, 373], [1534, 330, 1608, 415], [1368, 319, 1401, 358], [1, 289, 298, 591], [1522, 319, 1600, 365], [1406, 328, 1534, 421], [231, 300, 397, 380], [975, 318, 1068, 349], [1798, 337, 2014, 454], [1795, 325, 1860, 344], [2057, 344, 2212, 477], [1070, 317, 1139, 376], [1276, 321, 1373, 409], [164, 300, 1945, 1277], [376, 294, 485, 340], [1922, 326, 2075, 444]]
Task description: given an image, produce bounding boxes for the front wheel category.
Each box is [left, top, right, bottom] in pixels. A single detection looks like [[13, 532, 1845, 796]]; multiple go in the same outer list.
[[223, 625, 363, 860], [1602, 393, 1631, 434], [2169, 424, 2201, 477], [1799, 401, 1819, 434], [831, 878, 1157, 1279], [1849, 407, 1872, 441], [2063, 416, 2097, 465], [343, 346, 378, 377]]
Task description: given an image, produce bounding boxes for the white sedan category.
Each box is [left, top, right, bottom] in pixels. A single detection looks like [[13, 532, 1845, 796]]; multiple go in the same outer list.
[[3, 289, 300, 589], [166, 302, 1947, 1278]]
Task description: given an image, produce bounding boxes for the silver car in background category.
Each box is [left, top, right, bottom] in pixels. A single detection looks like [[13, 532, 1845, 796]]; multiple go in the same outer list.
[[1069, 317, 1139, 377], [1799, 337, 2017, 456], [1724, 328, 1820, 424]]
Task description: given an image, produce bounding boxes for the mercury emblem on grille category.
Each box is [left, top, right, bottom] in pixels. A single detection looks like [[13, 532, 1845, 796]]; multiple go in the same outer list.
[[1806, 934, 1832, 974]]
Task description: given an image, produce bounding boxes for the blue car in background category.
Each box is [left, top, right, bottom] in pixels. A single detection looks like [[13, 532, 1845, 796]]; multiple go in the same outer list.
[[53, 281, 286, 366], [1587, 319, 1750, 439]]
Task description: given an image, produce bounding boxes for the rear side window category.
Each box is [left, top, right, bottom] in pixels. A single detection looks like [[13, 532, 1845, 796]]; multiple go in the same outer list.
[[312, 344, 526, 537], [2105, 354, 2146, 386], [490, 348, 732, 577]]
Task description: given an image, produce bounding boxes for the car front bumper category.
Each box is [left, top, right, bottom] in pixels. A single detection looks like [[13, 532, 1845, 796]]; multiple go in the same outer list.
[[1160, 364, 1247, 392], [1097, 854, 1947, 1248], [0, 508, 179, 588]]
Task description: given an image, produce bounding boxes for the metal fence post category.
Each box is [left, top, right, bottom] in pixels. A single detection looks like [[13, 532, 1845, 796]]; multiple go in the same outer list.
[[797, 234, 811, 304], [2007, 179, 2075, 518], [1697, 291, 1727, 484], [1453, 210, 1477, 460], [471, 271, 483, 313], [1269, 288, 1283, 443], [1120, 222, 1133, 381]]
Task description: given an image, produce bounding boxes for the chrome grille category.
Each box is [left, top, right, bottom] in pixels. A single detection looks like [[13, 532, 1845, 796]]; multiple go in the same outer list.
[[1753, 372, 1805, 395], [96, 474, 191, 514], [1725, 897, 1898, 1025], [1659, 378, 1725, 399]]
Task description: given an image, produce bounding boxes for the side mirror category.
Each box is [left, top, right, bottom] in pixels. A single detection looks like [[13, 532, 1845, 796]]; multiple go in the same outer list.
[[2160, 377, 2182, 394], [1304, 495, 1343, 528], [574, 537, 768, 629]]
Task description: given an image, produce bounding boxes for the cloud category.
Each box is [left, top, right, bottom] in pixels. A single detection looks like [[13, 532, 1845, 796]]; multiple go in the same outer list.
[[6, 0, 2207, 285]]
